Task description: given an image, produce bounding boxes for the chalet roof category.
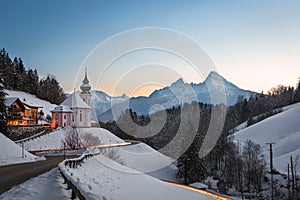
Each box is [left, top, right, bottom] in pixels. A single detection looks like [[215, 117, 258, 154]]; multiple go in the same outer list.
[[5, 97, 26, 110], [61, 92, 91, 109], [5, 97, 18, 107], [22, 102, 42, 109], [51, 105, 73, 113]]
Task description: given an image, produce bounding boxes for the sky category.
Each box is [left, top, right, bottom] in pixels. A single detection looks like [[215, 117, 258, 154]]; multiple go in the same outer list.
[[1, 0, 300, 96]]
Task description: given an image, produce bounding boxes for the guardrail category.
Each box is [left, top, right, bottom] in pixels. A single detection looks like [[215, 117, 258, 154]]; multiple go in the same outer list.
[[59, 168, 86, 200], [59, 153, 99, 199], [15, 129, 52, 144]]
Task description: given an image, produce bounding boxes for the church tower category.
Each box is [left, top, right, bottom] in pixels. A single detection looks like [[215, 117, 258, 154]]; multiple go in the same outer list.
[[80, 68, 92, 106]]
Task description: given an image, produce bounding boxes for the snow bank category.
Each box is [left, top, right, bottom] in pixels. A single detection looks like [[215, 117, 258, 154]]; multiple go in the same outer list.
[[59, 154, 214, 200], [233, 102, 300, 173], [0, 133, 43, 166], [0, 168, 71, 199]]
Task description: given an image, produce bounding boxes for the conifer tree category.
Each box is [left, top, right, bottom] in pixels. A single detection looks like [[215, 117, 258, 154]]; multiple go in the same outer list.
[[0, 77, 7, 135]]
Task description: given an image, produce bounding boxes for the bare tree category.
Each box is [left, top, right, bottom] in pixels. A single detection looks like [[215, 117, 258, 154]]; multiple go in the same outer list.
[[81, 133, 101, 148], [242, 139, 266, 194], [63, 127, 82, 150]]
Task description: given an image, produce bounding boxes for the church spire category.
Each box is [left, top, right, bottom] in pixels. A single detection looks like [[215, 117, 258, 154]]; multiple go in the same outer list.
[[82, 67, 89, 84], [80, 67, 91, 94]]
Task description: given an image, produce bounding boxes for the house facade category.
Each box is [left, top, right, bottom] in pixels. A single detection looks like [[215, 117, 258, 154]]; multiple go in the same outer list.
[[51, 68, 92, 128], [5, 97, 41, 126]]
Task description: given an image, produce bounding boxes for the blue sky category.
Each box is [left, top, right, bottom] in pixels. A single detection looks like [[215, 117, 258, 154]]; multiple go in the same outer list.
[[1, 0, 300, 96]]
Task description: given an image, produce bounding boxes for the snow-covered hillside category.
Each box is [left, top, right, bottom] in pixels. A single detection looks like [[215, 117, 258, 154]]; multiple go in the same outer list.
[[0, 133, 43, 166], [23, 127, 124, 151], [116, 143, 177, 181], [59, 154, 214, 200], [5, 90, 57, 117], [233, 102, 300, 173]]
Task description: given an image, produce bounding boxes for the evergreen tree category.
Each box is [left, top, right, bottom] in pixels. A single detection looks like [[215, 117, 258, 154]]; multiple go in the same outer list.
[[0, 78, 7, 135], [293, 76, 300, 103], [37, 74, 65, 104]]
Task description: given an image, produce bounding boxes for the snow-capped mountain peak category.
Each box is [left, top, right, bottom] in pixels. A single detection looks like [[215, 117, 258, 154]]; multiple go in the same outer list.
[[96, 71, 258, 122], [170, 78, 185, 88]]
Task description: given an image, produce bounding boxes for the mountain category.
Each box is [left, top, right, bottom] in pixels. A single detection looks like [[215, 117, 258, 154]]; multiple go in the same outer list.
[[95, 71, 257, 122]]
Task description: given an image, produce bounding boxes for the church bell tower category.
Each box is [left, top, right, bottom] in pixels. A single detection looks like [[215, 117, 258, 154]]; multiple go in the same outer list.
[[80, 68, 92, 106]]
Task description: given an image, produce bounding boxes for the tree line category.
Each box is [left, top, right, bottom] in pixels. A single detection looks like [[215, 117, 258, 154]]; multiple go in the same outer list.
[[0, 48, 65, 104]]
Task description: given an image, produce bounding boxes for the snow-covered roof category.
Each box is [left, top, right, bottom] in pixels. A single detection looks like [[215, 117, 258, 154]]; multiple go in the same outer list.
[[61, 92, 91, 109], [51, 105, 73, 113], [5, 97, 18, 107]]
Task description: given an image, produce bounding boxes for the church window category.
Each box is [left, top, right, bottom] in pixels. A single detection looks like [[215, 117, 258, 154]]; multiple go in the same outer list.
[[80, 110, 82, 122]]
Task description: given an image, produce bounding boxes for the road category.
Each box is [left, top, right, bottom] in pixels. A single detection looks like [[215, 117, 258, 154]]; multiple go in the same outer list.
[[0, 156, 66, 194]]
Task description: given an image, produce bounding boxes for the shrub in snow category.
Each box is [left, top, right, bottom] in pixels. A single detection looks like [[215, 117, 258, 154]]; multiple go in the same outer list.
[[81, 133, 101, 148]]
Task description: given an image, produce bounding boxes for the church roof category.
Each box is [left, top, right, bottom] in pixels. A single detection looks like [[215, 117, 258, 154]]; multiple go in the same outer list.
[[61, 92, 91, 109], [51, 105, 73, 113]]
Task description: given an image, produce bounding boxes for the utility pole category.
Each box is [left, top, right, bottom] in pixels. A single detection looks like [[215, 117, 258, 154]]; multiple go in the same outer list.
[[266, 143, 275, 200], [288, 164, 291, 199], [22, 141, 24, 158], [291, 156, 295, 200], [63, 142, 66, 160]]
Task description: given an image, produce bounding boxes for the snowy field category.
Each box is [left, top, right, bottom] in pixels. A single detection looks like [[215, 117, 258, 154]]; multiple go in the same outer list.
[[233, 102, 300, 173], [0, 133, 44, 166], [59, 154, 214, 200]]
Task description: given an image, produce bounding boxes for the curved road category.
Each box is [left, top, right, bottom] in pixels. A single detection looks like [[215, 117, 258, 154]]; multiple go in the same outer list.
[[0, 156, 66, 194]]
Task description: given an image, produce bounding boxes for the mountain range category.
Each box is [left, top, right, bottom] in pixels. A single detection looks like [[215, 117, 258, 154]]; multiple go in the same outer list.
[[91, 71, 257, 122]]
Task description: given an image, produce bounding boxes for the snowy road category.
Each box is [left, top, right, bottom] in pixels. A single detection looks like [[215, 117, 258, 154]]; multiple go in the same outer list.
[[0, 156, 65, 194]]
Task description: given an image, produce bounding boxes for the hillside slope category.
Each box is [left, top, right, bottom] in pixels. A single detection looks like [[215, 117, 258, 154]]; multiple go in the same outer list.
[[0, 133, 42, 166], [233, 102, 300, 173]]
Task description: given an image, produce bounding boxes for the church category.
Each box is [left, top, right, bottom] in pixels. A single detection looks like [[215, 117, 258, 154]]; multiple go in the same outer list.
[[51, 68, 92, 128]]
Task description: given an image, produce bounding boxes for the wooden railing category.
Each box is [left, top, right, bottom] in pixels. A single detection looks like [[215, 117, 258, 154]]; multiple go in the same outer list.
[[59, 153, 99, 199]]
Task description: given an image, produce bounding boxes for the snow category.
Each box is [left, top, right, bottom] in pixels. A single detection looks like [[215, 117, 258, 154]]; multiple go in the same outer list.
[[233, 102, 300, 173], [117, 143, 175, 173], [0, 168, 72, 200], [114, 143, 177, 181], [59, 154, 214, 200], [0, 132, 43, 166], [61, 92, 90, 109], [23, 127, 124, 151], [189, 182, 209, 189], [5, 90, 57, 117]]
